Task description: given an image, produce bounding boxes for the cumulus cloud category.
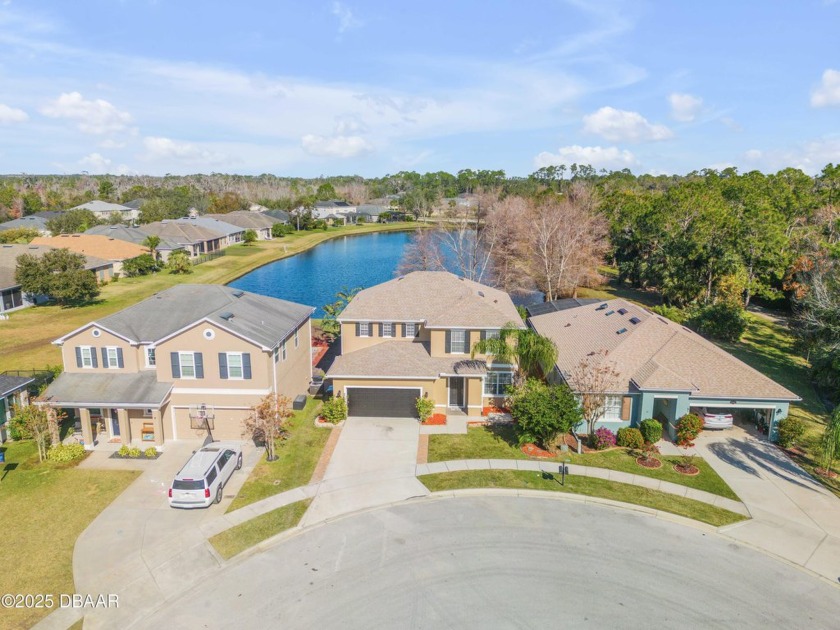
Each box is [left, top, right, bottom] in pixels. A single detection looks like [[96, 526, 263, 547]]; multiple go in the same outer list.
[[40, 92, 132, 134], [743, 137, 840, 174], [534, 145, 638, 171], [77, 152, 133, 175], [582, 106, 672, 142], [142, 136, 227, 165], [668, 92, 703, 122], [811, 69, 840, 107], [0, 103, 28, 123], [331, 2, 363, 34], [301, 133, 373, 158]]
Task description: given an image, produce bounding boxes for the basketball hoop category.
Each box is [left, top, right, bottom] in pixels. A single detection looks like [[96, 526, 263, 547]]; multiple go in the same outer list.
[[189, 404, 216, 431]]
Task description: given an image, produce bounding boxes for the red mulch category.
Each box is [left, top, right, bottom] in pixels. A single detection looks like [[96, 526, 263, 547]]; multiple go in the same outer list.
[[815, 467, 838, 479], [674, 464, 700, 476], [421, 413, 447, 426], [561, 433, 599, 453], [636, 456, 663, 469], [481, 405, 510, 416], [521, 443, 556, 458]]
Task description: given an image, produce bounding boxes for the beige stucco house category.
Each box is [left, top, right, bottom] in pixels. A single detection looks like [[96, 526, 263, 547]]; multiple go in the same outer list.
[[41, 285, 313, 448], [327, 271, 524, 419]]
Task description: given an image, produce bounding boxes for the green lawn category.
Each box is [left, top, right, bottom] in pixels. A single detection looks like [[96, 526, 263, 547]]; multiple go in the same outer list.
[[227, 397, 327, 512], [420, 470, 746, 527], [0, 439, 139, 629], [0, 222, 419, 372], [210, 499, 311, 560], [428, 425, 738, 500]]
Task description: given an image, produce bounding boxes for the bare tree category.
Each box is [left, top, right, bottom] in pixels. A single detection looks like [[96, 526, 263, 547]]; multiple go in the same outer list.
[[564, 351, 620, 441], [243, 394, 293, 462], [397, 228, 446, 276]]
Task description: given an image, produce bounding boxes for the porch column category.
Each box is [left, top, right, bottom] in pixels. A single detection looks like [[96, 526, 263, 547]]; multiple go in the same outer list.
[[117, 408, 130, 446], [79, 408, 94, 450], [152, 409, 164, 446]]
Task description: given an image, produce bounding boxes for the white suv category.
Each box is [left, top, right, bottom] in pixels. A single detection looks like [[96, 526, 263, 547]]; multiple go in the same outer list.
[[168, 443, 243, 509]]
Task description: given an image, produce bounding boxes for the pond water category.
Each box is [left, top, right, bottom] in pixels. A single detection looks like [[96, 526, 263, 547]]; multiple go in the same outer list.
[[229, 230, 414, 317]]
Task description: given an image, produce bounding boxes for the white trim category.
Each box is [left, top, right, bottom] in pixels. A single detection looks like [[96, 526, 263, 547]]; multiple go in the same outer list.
[[144, 345, 156, 369], [225, 352, 245, 380], [171, 387, 271, 395], [429, 325, 525, 330], [446, 376, 465, 409], [689, 402, 783, 410], [358, 322, 371, 337], [344, 385, 423, 410], [105, 346, 119, 369], [308, 319, 313, 382], [79, 345, 95, 369], [170, 404, 252, 410], [53, 321, 135, 346], [294, 328, 299, 348], [178, 351, 197, 379], [329, 374, 438, 381], [651, 394, 680, 400], [171, 405, 178, 440]]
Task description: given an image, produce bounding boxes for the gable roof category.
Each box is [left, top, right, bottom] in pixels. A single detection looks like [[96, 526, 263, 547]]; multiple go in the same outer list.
[[328, 341, 487, 379], [70, 200, 134, 214], [84, 225, 183, 250], [204, 211, 280, 230], [262, 209, 290, 223], [0, 374, 35, 397], [56, 284, 313, 349], [138, 221, 224, 244], [0, 244, 111, 290], [0, 216, 49, 232], [338, 271, 524, 329], [528, 298, 799, 401], [173, 217, 244, 237], [30, 234, 148, 262]]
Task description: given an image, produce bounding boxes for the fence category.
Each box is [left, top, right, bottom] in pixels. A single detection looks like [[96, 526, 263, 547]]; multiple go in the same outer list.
[[193, 250, 226, 266]]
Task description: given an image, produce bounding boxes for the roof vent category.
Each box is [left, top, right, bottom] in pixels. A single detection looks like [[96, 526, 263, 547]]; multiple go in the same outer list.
[[617, 308, 628, 315], [219, 311, 234, 321], [629, 317, 641, 325], [478, 291, 485, 297], [605, 310, 615, 316], [596, 303, 608, 311], [232, 290, 245, 298], [564, 323, 571, 327], [617, 328, 628, 334]]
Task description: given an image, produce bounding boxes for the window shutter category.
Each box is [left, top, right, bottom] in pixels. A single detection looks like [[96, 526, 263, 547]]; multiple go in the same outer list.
[[378, 323, 383, 337], [194, 352, 204, 379], [116, 348, 124, 368], [243, 353, 252, 379], [219, 353, 228, 379], [170, 352, 181, 378], [91, 348, 99, 368], [445, 330, 451, 353], [401, 324, 406, 338], [75, 347, 82, 368], [101, 348, 108, 367], [620, 396, 632, 421], [356, 322, 361, 336], [480, 330, 486, 341]]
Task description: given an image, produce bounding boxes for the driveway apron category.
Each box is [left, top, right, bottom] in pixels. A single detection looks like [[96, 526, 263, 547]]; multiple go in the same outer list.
[[301, 417, 429, 526]]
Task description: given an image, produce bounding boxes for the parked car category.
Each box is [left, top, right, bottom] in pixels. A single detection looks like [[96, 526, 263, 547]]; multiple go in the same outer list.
[[168, 443, 243, 509], [695, 408, 734, 430]]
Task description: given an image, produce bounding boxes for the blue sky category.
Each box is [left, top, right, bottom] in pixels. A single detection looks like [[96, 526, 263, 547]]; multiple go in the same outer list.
[[0, 0, 838, 177]]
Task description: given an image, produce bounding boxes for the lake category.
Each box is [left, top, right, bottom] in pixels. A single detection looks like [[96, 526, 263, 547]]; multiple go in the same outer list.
[[229, 230, 414, 316]]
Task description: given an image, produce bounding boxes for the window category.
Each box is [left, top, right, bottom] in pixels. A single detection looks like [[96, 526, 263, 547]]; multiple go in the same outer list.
[[601, 395, 623, 421], [227, 353, 243, 379], [143, 408, 153, 417], [79, 346, 94, 368], [179, 352, 196, 378], [382, 322, 393, 337], [449, 329, 466, 354], [281, 341, 287, 361], [105, 347, 119, 368], [358, 322, 370, 337], [145, 347, 156, 368], [485, 329, 500, 340], [484, 372, 513, 396], [294, 328, 299, 348], [405, 322, 416, 337]]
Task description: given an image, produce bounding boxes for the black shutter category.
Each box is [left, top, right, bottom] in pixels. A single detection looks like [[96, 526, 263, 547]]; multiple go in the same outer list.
[[194, 352, 204, 379], [243, 353, 252, 379], [170, 352, 181, 378], [480, 330, 486, 341], [101, 348, 108, 367], [401, 324, 406, 338], [75, 347, 82, 368], [219, 353, 228, 379], [378, 323, 383, 337], [445, 330, 451, 353], [91, 348, 98, 368], [116, 347, 124, 368], [356, 322, 361, 336]]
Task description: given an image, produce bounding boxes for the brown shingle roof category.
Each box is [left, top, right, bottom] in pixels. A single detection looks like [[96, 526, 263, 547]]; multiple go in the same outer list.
[[0, 243, 111, 290], [338, 271, 524, 329], [327, 341, 487, 379], [205, 211, 279, 230], [30, 234, 148, 262], [529, 298, 799, 401]]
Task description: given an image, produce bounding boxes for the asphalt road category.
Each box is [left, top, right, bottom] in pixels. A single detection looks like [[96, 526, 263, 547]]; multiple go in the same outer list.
[[140, 496, 840, 629]]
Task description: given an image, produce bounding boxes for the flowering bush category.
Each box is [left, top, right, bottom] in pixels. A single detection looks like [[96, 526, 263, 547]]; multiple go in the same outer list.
[[592, 427, 616, 450], [144, 447, 158, 458], [676, 413, 703, 447], [616, 427, 644, 449]]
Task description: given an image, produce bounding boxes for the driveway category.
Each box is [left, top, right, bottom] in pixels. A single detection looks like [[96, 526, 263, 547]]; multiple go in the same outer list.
[[301, 416, 429, 526], [140, 496, 840, 629], [694, 426, 840, 581]]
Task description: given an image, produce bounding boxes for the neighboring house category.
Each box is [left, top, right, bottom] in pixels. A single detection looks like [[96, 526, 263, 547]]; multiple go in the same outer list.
[[327, 271, 524, 419], [30, 234, 148, 275], [84, 225, 185, 262], [356, 204, 388, 222], [41, 285, 314, 448], [174, 217, 245, 246], [0, 215, 51, 235], [263, 209, 291, 224], [138, 221, 226, 257], [527, 298, 800, 442], [205, 211, 280, 239], [121, 198, 145, 212], [0, 244, 113, 314], [311, 200, 357, 224], [0, 374, 35, 442], [69, 200, 139, 223]]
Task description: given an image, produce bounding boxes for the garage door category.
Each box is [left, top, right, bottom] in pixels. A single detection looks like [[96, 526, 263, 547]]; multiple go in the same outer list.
[[346, 388, 419, 418]]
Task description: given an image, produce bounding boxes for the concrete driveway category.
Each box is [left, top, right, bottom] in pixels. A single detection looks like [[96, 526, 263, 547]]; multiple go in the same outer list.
[[301, 416, 428, 526], [140, 496, 840, 629], [693, 426, 840, 581]]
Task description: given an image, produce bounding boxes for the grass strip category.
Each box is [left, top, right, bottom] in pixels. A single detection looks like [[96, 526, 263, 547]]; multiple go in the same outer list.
[[210, 499, 311, 560]]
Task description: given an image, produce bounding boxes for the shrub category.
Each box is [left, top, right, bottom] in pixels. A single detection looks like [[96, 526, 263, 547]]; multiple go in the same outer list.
[[122, 254, 158, 277], [8, 415, 31, 440], [687, 303, 748, 342], [508, 379, 582, 452], [776, 416, 806, 448], [676, 413, 703, 447], [592, 427, 616, 450], [47, 443, 86, 462], [144, 447, 158, 458], [650, 305, 688, 324], [616, 427, 644, 449], [271, 223, 294, 238], [415, 396, 435, 422], [243, 229, 258, 244], [127, 446, 142, 458], [639, 418, 663, 444], [118, 444, 131, 457], [321, 395, 348, 424]]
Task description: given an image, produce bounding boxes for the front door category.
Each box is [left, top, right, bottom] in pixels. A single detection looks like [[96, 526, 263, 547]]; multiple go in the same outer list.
[[110, 409, 120, 437], [448, 377, 465, 409]]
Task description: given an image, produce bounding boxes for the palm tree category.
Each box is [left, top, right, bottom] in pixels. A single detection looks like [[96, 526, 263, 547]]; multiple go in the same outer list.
[[471, 322, 558, 383], [143, 235, 161, 261]]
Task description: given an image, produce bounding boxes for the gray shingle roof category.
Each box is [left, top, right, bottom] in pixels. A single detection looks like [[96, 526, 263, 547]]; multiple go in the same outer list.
[[0, 374, 35, 397], [85, 225, 183, 250], [70, 200, 134, 214], [0, 244, 111, 290], [138, 221, 223, 245], [71, 284, 313, 348], [173, 217, 244, 237], [42, 371, 172, 407], [0, 216, 48, 232], [204, 211, 280, 230], [327, 341, 487, 378]]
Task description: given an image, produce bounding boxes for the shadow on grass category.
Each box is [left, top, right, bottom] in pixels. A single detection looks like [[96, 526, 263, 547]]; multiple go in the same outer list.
[[485, 423, 519, 448]]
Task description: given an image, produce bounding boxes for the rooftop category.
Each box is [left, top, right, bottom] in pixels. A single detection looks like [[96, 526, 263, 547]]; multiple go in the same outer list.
[[70, 200, 135, 214], [30, 234, 148, 261], [0, 243, 111, 290], [41, 371, 173, 408], [204, 211, 280, 230], [328, 341, 487, 379], [0, 374, 35, 397], [84, 225, 183, 250]]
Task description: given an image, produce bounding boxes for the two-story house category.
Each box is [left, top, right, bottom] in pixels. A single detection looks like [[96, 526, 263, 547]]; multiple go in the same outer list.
[[41, 285, 313, 448], [326, 271, 524, 419]]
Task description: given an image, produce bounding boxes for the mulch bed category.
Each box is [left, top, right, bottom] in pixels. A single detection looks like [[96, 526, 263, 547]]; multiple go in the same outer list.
[[815, 467, 838, 479], [521, 443, 556, 458], [421, 413, 447, 426], [674, 464, 700, 476], [109, 452, 161, 460], [314, 416, 342, 428], [636, 456, 662, 469], [481, 406, 510, 416]]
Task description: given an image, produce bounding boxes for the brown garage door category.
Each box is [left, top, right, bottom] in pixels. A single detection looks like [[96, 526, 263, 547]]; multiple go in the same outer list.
[[346, 388, 419, 418]]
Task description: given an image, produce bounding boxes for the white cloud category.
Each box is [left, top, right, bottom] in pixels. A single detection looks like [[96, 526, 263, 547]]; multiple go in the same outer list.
[[811, 69, 840, 107], [742, 137, 840, 174], [668, 92, 703, 122], [0, 103, 28, 123], [142, 136, 227, 165], [98, 138, 126, 149], [40, 92, 132, 134], [79, 152, 111, 172], [301, 133, 373, 158], [720, 116, 742, 132], [534, 145, 638, 171], [331, 2, 363, 34], [582, 106, 673, 142]]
